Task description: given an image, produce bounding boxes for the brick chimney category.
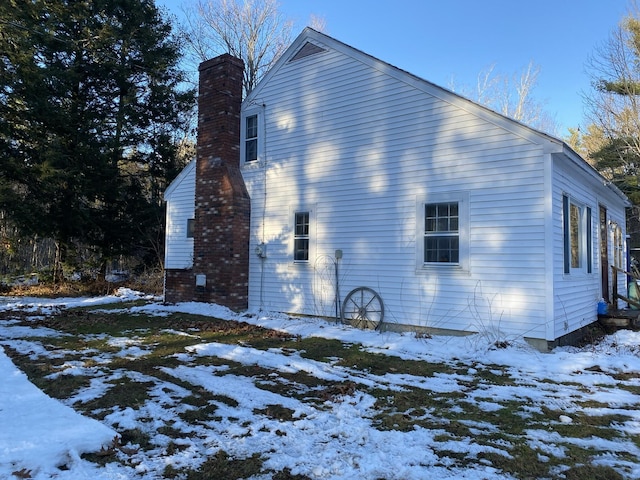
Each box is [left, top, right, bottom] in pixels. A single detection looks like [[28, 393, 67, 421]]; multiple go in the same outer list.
[[193, 54, 250, 310]]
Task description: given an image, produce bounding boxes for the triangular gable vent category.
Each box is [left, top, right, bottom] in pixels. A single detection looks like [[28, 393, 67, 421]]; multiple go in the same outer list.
[[289, 41, 326, 62]]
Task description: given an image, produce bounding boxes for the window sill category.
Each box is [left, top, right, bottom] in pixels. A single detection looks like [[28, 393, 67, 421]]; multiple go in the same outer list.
[[289, 261, 310, 268], [241, 160, 263, 170], [416, 264, 470, 275], [562, 271, 596, 279]]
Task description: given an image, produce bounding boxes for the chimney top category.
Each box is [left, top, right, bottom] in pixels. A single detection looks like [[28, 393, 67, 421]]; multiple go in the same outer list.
[[199, 54, 244, 72]]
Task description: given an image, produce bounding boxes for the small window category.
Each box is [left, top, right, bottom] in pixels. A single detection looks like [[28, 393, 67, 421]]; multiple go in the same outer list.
[[187, 218, 195, 238], [294, 212, 309, 262], [424, 202, 459, 263], [245, 115, 258, 162]]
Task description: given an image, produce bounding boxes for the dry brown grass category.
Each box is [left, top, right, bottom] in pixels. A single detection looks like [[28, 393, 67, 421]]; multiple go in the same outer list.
[[3, 281, 112, 297], [2, 269, 163, 298]]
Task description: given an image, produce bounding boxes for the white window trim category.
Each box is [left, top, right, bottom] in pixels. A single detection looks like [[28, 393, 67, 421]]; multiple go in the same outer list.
[[289, 205, 315, 266], [240, 106, 264, 166], [563, 194, 593, 276], [416, 192, 469, 273], [613, 223, 624, 270]]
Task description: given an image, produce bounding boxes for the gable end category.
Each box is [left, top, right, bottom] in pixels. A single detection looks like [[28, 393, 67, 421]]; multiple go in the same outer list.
[[289, 41, 326, 62]]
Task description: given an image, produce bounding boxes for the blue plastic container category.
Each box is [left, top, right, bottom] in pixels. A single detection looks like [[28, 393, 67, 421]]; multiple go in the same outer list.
[[597, 299, 608, 315]]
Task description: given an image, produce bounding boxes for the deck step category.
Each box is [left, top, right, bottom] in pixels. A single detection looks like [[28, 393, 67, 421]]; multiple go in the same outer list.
[[598, 310, 640, 329]]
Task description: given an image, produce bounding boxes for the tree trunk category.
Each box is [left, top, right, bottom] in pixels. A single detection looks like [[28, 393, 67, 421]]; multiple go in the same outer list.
[[53, 241, 66, 284]]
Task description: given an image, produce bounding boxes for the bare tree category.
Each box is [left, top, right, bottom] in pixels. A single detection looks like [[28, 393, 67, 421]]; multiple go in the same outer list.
[[308, 14, 327, 33], [580, 3, 640, 246], [180, 0, 294, 96], [450, 61, 557, 135]]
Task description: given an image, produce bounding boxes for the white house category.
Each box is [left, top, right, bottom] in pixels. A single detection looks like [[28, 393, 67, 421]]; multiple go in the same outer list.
[[164, 160, 195, 271], [164, 28, 629, 350]]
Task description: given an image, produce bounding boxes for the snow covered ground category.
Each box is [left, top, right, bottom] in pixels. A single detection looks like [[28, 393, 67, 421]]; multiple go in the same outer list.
[[1, 289, 640, 479]]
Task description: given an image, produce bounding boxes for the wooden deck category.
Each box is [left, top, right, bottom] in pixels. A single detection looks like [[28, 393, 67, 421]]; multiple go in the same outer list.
[[598, 309, 640, 329]]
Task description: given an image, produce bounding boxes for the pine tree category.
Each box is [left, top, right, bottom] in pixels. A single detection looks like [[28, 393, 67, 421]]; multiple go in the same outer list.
[[0, 0, 195, 279]]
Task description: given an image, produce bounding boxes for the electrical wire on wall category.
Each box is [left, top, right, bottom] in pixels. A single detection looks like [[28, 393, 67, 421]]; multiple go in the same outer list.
[[256, 101, 267, 310]]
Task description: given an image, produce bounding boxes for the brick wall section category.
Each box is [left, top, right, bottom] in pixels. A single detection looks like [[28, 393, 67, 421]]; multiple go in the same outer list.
[[192, 54, 250, 311], [164, 269, 195, 303]]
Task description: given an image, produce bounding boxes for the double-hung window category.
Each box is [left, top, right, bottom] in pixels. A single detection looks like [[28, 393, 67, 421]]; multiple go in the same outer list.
[[245, 114, 258, 162], [563, 194, 592, 274], [294, 211, 310, 262], [418, 193, 468, 271], [424, 202, 459, 264]]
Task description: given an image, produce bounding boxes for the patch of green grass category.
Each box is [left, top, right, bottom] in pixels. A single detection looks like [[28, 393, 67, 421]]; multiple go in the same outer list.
[[120, 428, 152, 449], [44, 372, 93, 399], [182, 450, 264, 480], [107, 349, 183, 374], [156, 425, 188, 439], [333, 343, 455, 377], [479, 443, 551, 479], [271, 468, 313, 480], [563, 464, 624, 480], [455, 400, 534, 436], [271, 370, 328, 391], [540, 406, 631, 440], [373, 388, 437, 431], [80, 377, 153, 418], [254, 404, 297, 422], [575, 398, 616, 409], [3, 348, 93, 399], [139, 333, 201, 355], [179, 403, 219, 424], [164, 440, 191, 455], [182, 393, 211, 407], [254, 369, 361, 407], [616, 383, 640, 395], [240, 330, 298, 350], [295, 337, 350, 362], [5, 304, 640, 480], [468, 365, 516, 386]]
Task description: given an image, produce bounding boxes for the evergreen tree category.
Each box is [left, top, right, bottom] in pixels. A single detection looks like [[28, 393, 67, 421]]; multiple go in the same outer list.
[[584, 12, 640, 192], [582, 7, 640, 247], [0, 0, 195, 279]]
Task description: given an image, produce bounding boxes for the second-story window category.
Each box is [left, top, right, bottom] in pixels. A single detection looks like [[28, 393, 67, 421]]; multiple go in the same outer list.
[[245, 114, 258, 162]]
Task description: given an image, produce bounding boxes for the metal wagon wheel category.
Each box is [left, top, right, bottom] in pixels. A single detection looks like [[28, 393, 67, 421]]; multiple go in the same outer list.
[[341, 287, 384, 330]]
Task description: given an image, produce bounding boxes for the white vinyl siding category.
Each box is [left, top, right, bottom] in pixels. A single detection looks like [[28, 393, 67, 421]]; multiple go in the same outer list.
[[553, 155, 625, 338], [563, 195, 592, 275], [241, 107, 264, 166], [245, 115, 258, 162], [243, 39, 550, 338], [424, 202, 459, 263], [293, 211, 310, 262], [241, 30, 628, 343], [417, 192, 470, 272], [164, 161, 195, 269]]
